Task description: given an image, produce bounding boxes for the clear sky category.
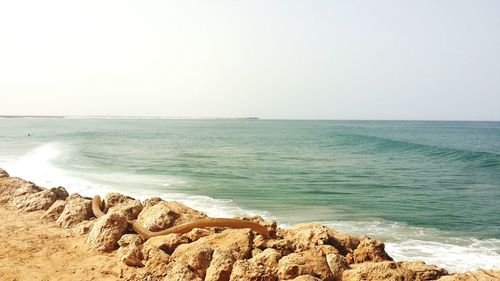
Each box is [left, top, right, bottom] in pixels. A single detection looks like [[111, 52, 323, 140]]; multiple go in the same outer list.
[[1, 1, 499, 120]]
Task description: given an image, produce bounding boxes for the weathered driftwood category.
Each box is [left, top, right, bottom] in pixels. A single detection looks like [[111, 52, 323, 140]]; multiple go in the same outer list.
[[92, 195, 270, 240]]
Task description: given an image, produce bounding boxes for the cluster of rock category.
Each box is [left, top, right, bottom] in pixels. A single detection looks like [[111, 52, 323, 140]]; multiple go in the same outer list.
[[0, 168, 498, 281]]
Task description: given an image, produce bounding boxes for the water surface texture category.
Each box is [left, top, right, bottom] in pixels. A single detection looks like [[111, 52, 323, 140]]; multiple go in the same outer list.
[[1, 118, 499, 271]]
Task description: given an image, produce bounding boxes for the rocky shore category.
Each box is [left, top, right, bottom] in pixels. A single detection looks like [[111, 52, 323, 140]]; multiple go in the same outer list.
[[0, 168, 498, 281]]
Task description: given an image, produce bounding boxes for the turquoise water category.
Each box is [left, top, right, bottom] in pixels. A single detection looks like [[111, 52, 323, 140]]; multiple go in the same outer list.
[[1, 118, 499, 271]]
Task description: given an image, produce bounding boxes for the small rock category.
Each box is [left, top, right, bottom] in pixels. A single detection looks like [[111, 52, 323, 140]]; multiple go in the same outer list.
[[0, 168, 9, 178], [326, 254, 349, 281], [183, 227, 217, 242], [42, 199, 66, 221], [143, 233, 190, 256], [118, 234, 144, 247], [118, 243, 143, 267], [353, 238, 393, 263], [50, 186, 69, 200]]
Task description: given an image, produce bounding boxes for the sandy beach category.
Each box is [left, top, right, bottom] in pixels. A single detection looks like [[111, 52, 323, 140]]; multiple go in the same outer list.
[[1, 168, 499, 281]]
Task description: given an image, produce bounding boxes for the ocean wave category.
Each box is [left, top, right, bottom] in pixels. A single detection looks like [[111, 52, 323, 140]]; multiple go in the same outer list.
[[2, 142, 499, 273], [340, 133, 500, 168], [322, 220, 500, 273]]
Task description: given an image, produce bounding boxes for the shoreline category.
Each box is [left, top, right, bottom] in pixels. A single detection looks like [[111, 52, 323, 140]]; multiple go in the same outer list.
[[1, 168, 499, 281]]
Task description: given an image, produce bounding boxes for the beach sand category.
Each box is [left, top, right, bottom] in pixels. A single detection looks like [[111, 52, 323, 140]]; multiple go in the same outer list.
[[0, 205, 137, 281]]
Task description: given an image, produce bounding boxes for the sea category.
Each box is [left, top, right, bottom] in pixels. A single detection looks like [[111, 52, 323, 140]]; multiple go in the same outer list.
[[0, 118, 499, 272]]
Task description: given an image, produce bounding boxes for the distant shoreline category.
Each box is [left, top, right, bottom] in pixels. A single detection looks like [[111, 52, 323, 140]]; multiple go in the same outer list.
[[1, 116, 500, 122]]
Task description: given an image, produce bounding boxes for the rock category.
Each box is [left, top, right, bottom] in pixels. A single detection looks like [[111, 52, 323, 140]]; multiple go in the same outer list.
[[49, 186, 69, 200], [326, 254, 349, 281], [230, 259, 276, 281], [75, 220, 94, 235], [171, 229, 253, 262], [104, 193, 143, 221], [277, 248, 334, 281], [136, 200, 207, 231], [143, 248, 171, 279], [279, 224, 331, 252], [0, 177, 41, 203], [56, 195, 93, 228], [118, 234, 144, 247], [143, 233, 190, 256], [289, 276, 323, 281], [166, 229, 253, 280], [227, 248, 282, 281], [342, 261, 448, 281], [166, 247, 213, 280], [164, 262, 204, 281], [279, 224, 361, 256], [0, 168, 9, 178], [257, 238, 295, 256], [117, 234, 145, 266], [353, 238, 392, 263], [42, 199, 66, 221], [250, 248, 282, 271], [328, 229, 362, 256], [86, 212, 128, 252], [437, 269, 500, 281], [235, 216, 278, 238], [183, 227, 218, 242], [142, 197, 163, 209], [9, 189, 57, 211], [205, 249, 236, 281]]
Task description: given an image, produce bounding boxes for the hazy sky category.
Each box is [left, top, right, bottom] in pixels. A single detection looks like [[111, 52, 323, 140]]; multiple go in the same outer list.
[[1, 1, 499, 120]]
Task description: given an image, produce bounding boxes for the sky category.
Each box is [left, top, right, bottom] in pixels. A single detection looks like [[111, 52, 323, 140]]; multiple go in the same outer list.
[[0, 1, 499, 120]]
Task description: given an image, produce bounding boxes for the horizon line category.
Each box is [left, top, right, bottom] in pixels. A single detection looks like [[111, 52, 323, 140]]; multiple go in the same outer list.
[[0, 115, 499, 122]]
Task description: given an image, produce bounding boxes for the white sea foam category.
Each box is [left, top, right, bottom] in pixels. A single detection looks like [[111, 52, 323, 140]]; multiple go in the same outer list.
[[1, 142, 263, 218], [2, 142, 499, 273], [322, 220, 500, 272]]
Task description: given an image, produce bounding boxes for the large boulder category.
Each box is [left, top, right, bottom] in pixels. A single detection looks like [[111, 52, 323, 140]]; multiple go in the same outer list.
[[42, 199, 66, 221], [342, 261, 448, 281], [353, 237, 392, 263], [277, 248, 334, 281], [56, 194, 93, 228], [171, 229, 253, 262], [136, 200, 207, 231], [279, 224, 362, 256], [0, 177, 41, 203], [86, 211, 129, 252], [8, 189, 57, 211], [103, 192, 143, 221]]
